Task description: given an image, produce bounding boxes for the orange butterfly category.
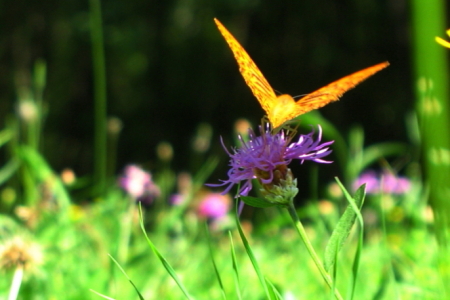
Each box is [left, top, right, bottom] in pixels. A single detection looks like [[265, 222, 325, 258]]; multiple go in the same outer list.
[[214, 18, 389, 128]]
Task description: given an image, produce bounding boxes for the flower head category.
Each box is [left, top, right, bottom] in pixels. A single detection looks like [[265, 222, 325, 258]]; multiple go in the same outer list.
[[119, 165, 160, 203], [209, 123, 333, 201]]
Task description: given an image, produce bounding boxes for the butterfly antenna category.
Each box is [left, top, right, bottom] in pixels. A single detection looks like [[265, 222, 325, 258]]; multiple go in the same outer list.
[[292, 93, 309, 99]]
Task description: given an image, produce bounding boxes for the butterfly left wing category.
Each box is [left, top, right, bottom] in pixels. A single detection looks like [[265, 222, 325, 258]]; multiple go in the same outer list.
[[214, 18, 278, 116], [285, 61, 390, 119]]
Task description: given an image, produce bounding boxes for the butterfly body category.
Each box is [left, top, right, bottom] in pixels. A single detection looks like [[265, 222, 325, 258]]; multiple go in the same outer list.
[[214, 18, 389, 128], [270, 94, 297, 128]]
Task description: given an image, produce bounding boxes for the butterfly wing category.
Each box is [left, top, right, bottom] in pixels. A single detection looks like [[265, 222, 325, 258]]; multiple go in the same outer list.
[[214, 18, 277, 116], [284, 62, 389, 120]]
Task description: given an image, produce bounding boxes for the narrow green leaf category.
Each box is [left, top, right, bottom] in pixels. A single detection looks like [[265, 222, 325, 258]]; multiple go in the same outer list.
[[0, 129, 13, 148], [228, 231, 242, 300], [336, 178, 366, 300], [265, 277, 283, 300], [234, 201, 273, 299], [205, 224, 227, 300], [138, 204, 193, 300], [240, 196, 277, 208], [361, 142, 409, 172], [108, 254, 145, 300], [17, 146, 70, 209], [324, 179, 365, 271], [89, 289, 117, 300], [0, 159, 20, 185]]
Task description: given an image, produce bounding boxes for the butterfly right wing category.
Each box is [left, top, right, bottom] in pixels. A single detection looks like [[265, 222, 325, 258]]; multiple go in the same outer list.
[[214, 18, 278, 117], [289, 62, 390, 117]]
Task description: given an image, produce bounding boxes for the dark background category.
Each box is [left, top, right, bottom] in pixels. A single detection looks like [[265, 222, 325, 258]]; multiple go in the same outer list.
[[0, 0, 412, 181]]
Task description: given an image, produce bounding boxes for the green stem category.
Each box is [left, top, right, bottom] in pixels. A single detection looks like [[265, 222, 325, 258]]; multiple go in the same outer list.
[[286, 202, 343, 300], [8, 266, 23, 300], [117, 199, 136, 263]]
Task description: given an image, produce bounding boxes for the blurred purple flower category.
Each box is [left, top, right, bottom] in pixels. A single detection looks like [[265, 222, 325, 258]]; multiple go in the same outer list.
[[198, 193, 231, 219], [353, 171, 380, 194], [208, 123, 333, 197], [380, 171, 411, 194], [354, 170, 411, 195], [119, 165, 160, 202], [170, 194, 184, 205]]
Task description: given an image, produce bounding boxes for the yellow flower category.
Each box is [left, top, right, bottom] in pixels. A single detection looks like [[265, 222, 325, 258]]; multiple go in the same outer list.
[[435, 29, 450, 48]]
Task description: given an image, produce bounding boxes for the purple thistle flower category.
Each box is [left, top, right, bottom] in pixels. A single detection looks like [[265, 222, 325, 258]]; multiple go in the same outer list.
[[208, 123, 333, 198]]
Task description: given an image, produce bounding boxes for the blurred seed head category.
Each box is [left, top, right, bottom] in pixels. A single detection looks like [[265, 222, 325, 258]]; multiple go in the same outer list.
[[15, 206, 39, 229], [60, 168, 76, 185], [107, 116, 123, 136], [17, 100, 38, 123], [424, 205, 434, 223], [327, 182, 343, 199], [234, 118, 251, 136], [1, 187, 16, 206], [177, 172, 192, 195], [318, 200, 335, 215], [192, 123, 212, 153], [156, 141, 173, 162], [0, 236, 43, 273]]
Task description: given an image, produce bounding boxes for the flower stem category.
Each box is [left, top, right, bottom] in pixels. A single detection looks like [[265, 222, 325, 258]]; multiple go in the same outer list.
[[286, 202, 343, 300], [8, 265, 23, 300]]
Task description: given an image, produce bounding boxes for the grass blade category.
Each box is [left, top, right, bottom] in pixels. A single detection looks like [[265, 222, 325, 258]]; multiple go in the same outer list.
[[205, 224, 227, 300], [90, 289, 117, 300], [228, 231, 242, 300], [324, 179, 365, 272], [0, 159, 20, 185], [336, 179, 366, 299], [234, 201, 273, 300], [107, 254, 145, 300], [138, 204, 193, 300]]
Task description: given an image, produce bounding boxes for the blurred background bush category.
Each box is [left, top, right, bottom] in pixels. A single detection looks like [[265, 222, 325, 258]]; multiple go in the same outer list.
[[0, 0, 411, 185]]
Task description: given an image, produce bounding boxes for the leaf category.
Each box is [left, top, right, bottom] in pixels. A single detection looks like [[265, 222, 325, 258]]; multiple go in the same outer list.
[[0, 159, 20, 185], [228, 231, 242, 300], [138, 204, 193, 300], [240, 196, 278, 208], [205, 224, 227, 300], [107, 254, 145, 300], [265, 278, 283, 300], [17, 146, 70, 209], [234, 202, 274, 299], [324, 179, 366, 271]]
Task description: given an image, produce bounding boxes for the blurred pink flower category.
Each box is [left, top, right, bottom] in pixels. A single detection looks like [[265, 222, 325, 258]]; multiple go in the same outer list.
[[380, 172, 411, 194], [198, 193, 231, 219], [170, 194, 184, 205], [353, 171, 379, 194], [354, 170, 411, 195], [119, 165, 160, 202]]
